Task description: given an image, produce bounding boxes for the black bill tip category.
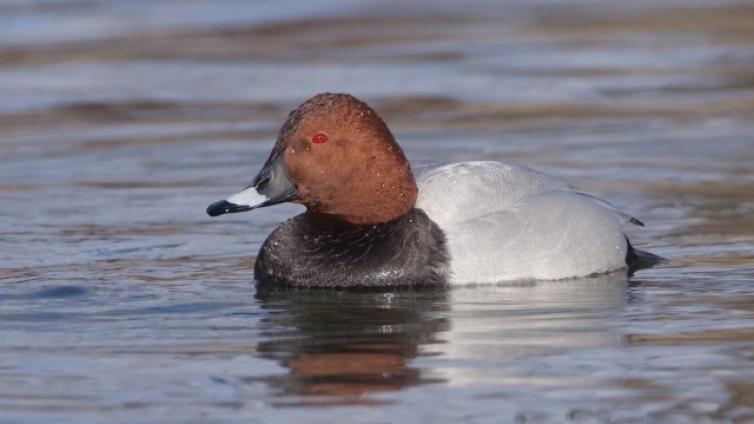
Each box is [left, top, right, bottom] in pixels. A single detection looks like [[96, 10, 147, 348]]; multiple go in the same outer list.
[[206, 200, 252, 217]]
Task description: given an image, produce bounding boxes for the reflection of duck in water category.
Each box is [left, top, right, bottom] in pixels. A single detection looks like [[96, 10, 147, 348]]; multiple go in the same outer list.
[[254, 288, 449, 397], [435, 273, 634, 385], [207, 93, 660, 288]]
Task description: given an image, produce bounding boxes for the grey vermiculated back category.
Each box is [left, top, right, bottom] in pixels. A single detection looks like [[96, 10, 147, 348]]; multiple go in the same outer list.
[[416, 162, 630, 282]]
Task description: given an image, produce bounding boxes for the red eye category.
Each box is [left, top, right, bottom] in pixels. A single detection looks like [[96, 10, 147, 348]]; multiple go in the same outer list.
[[312, 133, 328, 144]]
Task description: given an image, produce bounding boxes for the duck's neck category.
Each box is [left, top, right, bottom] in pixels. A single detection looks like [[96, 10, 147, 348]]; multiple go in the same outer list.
[[311, 195, 417, 226], [310, 166, 418, 225]]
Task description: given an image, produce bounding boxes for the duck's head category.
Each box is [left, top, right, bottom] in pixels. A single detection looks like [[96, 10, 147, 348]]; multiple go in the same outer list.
[[207, 93, 418, 225]]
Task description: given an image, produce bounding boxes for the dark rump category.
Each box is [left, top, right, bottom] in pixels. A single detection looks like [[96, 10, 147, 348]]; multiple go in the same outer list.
[[625, 237, 665, 276]]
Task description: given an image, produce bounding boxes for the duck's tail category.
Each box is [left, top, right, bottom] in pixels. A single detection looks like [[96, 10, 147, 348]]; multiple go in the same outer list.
[[625, 237, 665, 276]]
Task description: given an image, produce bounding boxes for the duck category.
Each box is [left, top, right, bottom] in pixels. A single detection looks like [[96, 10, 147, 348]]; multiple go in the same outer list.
[[207, 93, 658, 287]]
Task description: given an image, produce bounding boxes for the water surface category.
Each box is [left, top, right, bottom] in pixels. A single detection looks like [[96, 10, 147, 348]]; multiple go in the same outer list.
[[1, 0, 754, 422]]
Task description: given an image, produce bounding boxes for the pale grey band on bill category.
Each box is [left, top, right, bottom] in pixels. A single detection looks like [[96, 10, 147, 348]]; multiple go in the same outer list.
[[227, 186, 268, 208]]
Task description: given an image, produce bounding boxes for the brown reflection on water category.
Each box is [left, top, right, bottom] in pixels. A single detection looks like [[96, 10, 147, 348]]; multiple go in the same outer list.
[[253, 289, 448, 400], [628, 329, 754, 346], [286, 347, 415, 397]]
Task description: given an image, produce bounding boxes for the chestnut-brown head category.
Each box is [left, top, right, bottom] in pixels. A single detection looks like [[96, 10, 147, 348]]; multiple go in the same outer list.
[[207, 93, 418, 225]]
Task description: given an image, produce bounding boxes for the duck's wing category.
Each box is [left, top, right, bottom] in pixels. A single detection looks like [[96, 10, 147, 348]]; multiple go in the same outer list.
[[574, 192, 645, 227], [416, 161, 639, 282], [417, 161, 645, 228], [416, 161, 569, 225]]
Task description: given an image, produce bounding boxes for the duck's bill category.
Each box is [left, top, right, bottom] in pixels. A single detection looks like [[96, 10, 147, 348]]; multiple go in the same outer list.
[[206, 184, 298, 217], [206, 152, 298, 217], [206, 187, 263, 216]]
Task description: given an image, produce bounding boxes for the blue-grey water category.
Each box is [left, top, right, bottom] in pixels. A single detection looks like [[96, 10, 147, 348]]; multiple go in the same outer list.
[[1, 0, 754, 422]]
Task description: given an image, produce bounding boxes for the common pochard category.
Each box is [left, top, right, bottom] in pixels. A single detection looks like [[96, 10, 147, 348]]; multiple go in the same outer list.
[[207, 93, 658, 287]]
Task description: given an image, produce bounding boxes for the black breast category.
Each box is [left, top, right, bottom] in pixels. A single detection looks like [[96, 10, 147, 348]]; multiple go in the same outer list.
[[254, 209, 449, 288]]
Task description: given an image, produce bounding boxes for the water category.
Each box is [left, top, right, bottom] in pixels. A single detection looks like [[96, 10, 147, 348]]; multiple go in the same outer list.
[[1, 0, 754, 422]]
